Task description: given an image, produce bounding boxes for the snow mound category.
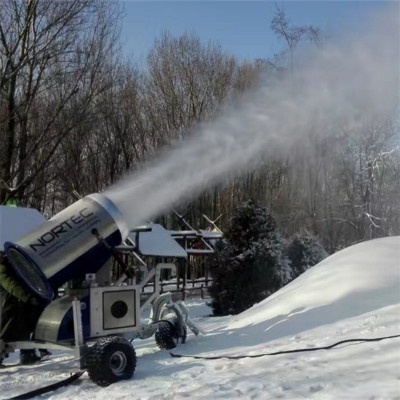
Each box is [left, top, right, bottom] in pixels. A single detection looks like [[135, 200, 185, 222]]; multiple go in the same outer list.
[[227, 236, 400, 341]]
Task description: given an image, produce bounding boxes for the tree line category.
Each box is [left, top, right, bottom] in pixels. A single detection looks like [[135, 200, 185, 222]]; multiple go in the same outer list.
[[0, 1, 398, 252]]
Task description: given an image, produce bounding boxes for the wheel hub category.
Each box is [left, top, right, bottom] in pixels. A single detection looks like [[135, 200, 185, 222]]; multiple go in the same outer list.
[[109, 351, 128, 376]]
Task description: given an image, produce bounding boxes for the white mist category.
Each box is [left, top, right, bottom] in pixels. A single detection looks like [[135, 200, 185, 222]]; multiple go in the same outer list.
[[106, 6, 399, 229]]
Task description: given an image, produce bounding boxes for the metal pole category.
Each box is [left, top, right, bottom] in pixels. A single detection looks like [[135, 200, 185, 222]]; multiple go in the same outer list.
[[72, 298, 84, 366], [181, 260, 187, 301], [0, 290, 4, 360], [0, 290, 2, 336]]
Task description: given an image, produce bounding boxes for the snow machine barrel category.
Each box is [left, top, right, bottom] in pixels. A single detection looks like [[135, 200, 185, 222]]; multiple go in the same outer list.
[[3, 193, 128, 302]]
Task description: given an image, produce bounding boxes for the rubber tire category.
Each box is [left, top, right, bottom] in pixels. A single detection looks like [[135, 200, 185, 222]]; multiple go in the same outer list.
[[155, 320, 187, 350], [85, 336, 136, 387]]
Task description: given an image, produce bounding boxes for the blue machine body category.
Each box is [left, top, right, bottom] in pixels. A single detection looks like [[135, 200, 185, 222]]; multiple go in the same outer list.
[[4, 194, 128, 301]]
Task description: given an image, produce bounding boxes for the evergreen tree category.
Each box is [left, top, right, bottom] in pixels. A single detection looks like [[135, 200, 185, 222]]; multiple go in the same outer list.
[[209, 200, 291, 316], [286, 233, 327, 278]]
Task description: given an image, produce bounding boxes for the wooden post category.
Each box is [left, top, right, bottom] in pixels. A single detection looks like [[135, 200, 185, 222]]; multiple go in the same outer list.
[[183, 260, 187, 301]]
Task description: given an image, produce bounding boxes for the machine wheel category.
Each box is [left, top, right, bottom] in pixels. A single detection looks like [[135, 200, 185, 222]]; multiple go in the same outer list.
[[155, 320, 187, 350], [85, 336, 136, 387]]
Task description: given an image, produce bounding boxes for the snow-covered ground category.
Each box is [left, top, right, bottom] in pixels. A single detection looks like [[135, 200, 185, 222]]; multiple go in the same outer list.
[[1, 236, 399, 399]]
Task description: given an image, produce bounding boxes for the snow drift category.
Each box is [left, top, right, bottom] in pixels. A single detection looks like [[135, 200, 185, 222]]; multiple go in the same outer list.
[[230, 236, 400, 332], [205, 236, 399, 346], [185, 236, 400, 356]]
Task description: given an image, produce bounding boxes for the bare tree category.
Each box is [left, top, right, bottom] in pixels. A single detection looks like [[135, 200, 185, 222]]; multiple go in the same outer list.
[[0, 0, 120, 205], [270, 4, 320, 73], [333, 120, 399, 242], [145, 32, 237, 143]]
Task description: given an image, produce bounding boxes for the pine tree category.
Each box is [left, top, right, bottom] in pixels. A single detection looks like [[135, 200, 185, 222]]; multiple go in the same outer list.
[[209, 200, 291, 316], [286, 233, 327, 278]]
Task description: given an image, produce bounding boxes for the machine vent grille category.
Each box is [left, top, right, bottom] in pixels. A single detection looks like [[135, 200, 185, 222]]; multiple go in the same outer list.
[[7, 248, 49, 295]]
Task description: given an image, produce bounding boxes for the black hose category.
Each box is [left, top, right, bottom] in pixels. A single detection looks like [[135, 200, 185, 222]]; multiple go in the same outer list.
[[5, 370, 85, 400], [170, 333, 400, 360]]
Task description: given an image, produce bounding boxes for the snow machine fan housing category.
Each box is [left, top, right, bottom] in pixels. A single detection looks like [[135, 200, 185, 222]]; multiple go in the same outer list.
[[4, 193, 128, 301]]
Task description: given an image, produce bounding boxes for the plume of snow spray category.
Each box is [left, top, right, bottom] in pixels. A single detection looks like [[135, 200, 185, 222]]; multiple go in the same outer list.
[[106, 6, 399, 228]]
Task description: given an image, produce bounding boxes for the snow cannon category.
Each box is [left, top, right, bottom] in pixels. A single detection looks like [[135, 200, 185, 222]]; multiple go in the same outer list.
[[3, 193, 128, 302], [0, 200, 206, 389]]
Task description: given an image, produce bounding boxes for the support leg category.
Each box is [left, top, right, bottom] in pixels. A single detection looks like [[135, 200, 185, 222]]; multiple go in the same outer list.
[[72, 299, 86, 369]]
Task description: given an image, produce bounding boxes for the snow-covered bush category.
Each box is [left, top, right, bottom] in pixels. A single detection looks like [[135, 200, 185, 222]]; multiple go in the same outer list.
[[286, 233, 327, 278], [209, 200, 291, 316]]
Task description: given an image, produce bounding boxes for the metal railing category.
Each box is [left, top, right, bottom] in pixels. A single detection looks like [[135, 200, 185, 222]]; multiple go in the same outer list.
[[141, 278, 213, 300]]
